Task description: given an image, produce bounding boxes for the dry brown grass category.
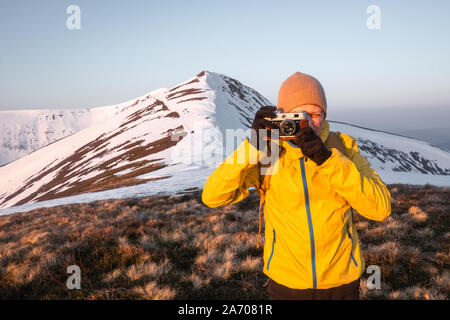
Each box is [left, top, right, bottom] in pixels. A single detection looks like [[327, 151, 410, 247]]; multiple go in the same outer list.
[[357, 184, 449, 300], [0, 183, 448, 299]]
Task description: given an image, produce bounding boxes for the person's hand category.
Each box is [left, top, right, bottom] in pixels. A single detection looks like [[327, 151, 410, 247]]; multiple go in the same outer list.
[[249, 106, 277, 150], [293, 120, 332, 166]]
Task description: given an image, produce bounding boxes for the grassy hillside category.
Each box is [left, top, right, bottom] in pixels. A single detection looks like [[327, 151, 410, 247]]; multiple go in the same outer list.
[[0, 184, 448, 299]]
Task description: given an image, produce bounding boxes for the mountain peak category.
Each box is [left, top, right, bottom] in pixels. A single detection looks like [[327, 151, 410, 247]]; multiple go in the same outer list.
[[196, 70, 206, 77]]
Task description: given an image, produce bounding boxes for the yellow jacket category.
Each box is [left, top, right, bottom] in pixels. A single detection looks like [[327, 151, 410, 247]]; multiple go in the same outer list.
[[202, 120, 391, 289]]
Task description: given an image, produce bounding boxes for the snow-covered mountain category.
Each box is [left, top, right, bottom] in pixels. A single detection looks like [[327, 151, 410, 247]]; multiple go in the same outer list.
[[0, 70, 449, 215], [0, 71, 270, 213], [327, 121, 450, 185], [0, 105, 130, 166]]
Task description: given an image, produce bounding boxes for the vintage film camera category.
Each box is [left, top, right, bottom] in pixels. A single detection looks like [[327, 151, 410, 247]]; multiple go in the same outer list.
[[264, 111, 308, 139]]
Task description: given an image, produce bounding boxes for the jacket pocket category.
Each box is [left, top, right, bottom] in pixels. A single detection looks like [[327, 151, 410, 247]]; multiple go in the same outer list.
[[346, 223, 358, 267], [266, 228, 276, 270]]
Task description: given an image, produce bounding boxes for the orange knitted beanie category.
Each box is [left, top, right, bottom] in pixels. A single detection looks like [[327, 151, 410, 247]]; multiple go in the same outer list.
[[277, 72, 327, 118]]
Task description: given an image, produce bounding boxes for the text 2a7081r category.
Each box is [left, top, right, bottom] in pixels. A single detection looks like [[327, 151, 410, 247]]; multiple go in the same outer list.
[[221, 304, 272, 315]]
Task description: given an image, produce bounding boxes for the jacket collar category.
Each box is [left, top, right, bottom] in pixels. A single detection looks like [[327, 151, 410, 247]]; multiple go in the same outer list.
[[280, 120, 330, 159]]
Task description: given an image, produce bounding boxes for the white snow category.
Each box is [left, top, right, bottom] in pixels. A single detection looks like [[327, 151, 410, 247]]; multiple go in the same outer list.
[[0, 88, 169, 166]]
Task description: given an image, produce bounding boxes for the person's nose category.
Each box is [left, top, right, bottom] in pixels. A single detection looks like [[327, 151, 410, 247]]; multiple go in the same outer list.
[[305, 113, 314, 126]]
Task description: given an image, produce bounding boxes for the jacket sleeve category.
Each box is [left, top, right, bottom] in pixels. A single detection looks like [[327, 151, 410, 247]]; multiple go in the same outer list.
[[317, 133, 391, 221], [202, 138, 263, 208]]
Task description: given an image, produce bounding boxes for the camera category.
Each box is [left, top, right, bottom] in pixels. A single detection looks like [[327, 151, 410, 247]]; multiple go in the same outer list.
[[264, 111, 308, 139]]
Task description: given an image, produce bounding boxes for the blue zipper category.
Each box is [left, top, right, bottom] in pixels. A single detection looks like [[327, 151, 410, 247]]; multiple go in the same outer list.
[[299, 157, 317, 289], [267, 228, 276, 270], [346, 223, 359, 267]]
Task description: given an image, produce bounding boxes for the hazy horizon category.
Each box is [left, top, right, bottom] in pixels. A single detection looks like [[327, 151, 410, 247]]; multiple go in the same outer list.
[[1, 92, 448, 133]]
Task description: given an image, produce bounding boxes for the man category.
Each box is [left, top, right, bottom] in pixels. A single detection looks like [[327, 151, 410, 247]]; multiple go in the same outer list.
[[202, 72, 391, 300]]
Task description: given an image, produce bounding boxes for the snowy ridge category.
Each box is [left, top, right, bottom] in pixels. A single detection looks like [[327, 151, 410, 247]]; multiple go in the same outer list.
[[0, 91, 168, 166], [328, 121, 450, 186]]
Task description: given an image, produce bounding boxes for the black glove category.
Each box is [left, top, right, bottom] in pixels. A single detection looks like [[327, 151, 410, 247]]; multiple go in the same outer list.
[[293, 120, 331, 166], [249, 106, 277, 150]]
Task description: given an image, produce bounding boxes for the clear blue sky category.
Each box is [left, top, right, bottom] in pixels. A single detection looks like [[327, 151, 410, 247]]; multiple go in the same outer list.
[[1, 0, 449, 125]]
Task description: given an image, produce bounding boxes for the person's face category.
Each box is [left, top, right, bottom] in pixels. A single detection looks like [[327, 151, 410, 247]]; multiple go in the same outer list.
[[289, 104, 324, 136]]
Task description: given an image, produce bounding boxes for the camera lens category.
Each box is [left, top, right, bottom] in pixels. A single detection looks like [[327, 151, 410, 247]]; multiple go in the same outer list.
[[279, 119, 297, 136]]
